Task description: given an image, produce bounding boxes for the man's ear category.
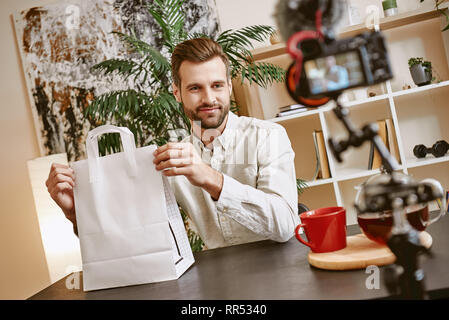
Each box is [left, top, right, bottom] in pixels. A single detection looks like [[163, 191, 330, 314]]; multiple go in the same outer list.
[[172, 83, 182, 103]]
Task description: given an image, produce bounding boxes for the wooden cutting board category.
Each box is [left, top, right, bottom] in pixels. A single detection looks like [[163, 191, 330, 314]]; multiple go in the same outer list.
[[307, 231, 432, 271]]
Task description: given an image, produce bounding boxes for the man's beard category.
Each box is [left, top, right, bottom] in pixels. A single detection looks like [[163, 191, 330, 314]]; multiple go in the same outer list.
[[183, 101, 230, 129]]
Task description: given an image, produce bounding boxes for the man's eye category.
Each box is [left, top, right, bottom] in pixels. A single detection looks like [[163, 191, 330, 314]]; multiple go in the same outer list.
[[214, 84, 224, 89], [189, 86, 199, 91]]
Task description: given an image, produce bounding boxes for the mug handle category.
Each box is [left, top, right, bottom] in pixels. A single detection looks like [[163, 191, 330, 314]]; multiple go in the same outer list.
[[421, 178, 447, 226], [295, 224, 313, 249]]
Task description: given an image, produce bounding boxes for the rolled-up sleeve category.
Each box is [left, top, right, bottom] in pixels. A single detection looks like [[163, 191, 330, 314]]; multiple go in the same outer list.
[[215, 125, 299, 242]]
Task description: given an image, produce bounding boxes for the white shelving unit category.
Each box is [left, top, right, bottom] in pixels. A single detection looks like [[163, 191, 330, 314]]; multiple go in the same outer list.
[[232, 4, 449, 225]]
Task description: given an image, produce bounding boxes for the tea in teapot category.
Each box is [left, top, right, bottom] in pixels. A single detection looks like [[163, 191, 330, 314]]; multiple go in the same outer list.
[[357, 204, 429, 245]]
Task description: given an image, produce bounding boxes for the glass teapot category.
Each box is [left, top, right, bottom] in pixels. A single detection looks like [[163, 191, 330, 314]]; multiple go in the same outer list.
[[354, 171, 447, 245]]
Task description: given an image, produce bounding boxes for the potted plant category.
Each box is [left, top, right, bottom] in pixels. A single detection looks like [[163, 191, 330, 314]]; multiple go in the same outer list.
[[297, 178, 309, 213], [408, 57, 433, 86]]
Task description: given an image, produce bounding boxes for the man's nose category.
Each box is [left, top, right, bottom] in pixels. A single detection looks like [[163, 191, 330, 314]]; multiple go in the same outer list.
[[201, 88, 216, 105]]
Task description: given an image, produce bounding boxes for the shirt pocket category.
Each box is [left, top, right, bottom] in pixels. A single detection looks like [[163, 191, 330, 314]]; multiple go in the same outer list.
[[227, 164, 257, 187]]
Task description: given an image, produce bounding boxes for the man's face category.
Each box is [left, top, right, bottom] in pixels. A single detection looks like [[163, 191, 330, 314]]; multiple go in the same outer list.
[[326, 56, 336, 68], [173, 56, 232, 130]]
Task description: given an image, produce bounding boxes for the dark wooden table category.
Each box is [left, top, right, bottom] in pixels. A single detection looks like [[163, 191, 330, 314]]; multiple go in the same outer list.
[[29, 215, 449, 300]]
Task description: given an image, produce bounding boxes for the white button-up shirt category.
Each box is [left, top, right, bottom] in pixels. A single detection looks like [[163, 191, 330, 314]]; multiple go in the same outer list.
[[168, 112, 299, 249]]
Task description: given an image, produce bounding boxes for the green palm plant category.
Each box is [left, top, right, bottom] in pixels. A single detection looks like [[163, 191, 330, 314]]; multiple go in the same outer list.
[[85, 0, 286, 155], [84, 0, 287, 252], [296, 178, 308, 195]]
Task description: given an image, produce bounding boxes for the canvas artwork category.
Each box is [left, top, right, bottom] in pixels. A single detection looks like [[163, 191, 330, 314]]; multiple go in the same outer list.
[[13, 0, 220, 162]]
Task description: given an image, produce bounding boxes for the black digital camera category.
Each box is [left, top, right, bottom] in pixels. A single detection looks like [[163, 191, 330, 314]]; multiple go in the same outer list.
[[288, 31, 394, 102]]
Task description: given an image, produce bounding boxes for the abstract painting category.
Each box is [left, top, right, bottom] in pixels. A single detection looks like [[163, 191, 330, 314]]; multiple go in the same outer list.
[[13, 0, 220, 162]]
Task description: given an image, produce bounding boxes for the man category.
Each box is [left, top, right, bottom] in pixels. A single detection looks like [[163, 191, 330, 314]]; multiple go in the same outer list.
[[46, 38, 299, 249], [324, 56, 349, 92]]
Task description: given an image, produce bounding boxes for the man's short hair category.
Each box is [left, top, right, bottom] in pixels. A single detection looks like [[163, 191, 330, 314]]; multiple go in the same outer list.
[[171, 38, 231, 87]]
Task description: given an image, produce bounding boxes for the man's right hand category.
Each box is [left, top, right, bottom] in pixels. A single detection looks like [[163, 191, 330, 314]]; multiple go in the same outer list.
[[45, 163, 77, 226]]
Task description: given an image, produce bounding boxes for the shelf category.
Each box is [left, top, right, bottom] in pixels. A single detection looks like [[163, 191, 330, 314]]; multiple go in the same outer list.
[[270, 80, 449, 124], [339, 3, 448, 38], [392, 79, 449, 98], [305, 177, 334, 187], [250, 4, 449, 61], [342, 93, 390, 108], [333, 167, 383, 182], [269, 107, 320, 123], [405, 154, 449, 168], [269, 105, 332, 123], [334, 165, 406, 182], [238, 2, 449, 221], [251, 43, 287, 62]]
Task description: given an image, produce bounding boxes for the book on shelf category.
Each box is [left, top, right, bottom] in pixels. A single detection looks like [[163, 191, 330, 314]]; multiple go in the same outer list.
[[385, 118, 400, 163], [312, 131, 320, 180], [279, 104, 306, 112], [313, 130, 331, 179], [446, 191, 449, 213], [277, 104, 308, 117], [371, 120, 387, 170], [368, 118, 401, 169]]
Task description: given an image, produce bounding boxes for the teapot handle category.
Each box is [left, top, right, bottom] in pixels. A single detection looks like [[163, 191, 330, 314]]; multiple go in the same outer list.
[[420, 178, 447, 226]]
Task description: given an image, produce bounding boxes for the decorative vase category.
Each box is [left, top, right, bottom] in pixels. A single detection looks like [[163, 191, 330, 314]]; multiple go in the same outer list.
[[346, 2, 361, 25], [270, 31, 281, 45], [410, 64, 432, 86], [382, 0, 398, 17]]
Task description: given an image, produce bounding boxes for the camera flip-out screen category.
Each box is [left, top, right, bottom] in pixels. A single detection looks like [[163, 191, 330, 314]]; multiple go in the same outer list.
[[304, 50, 366, 95]]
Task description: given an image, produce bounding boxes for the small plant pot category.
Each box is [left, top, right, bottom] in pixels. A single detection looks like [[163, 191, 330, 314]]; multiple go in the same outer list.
[[382, 0, 398, 17], [410, 64, 432, 86]]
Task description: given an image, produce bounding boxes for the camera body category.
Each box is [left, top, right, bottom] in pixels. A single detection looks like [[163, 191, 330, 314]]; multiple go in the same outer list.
[[289, 31, 394, 101]]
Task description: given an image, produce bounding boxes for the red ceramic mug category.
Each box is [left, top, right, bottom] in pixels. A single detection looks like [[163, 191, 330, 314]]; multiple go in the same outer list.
[[295, 206, 347, 253]]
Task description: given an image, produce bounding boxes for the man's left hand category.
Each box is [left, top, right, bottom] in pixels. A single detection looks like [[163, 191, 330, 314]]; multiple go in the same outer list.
[[153, 142, 223, 200]]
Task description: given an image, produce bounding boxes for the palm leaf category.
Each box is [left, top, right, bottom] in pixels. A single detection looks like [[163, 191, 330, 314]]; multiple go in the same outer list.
[[91, 58, 150, 88], [85, 89, 150, 122], [216, 25, 282, 86], [296, 178, 308, 194], [112, 31, 171, 75], [91, 59, 140, 78], [216, 25, 275, 53], [233, 25, 276, 43], [240, 62, 286, 88], [148, 0, 187, 50], [97, 133, 122, 156]]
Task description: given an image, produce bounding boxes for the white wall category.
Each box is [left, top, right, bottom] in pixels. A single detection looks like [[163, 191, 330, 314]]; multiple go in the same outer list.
[[215, 0, 279, 48], [27, 154, 82, 285], [0, 0, 60, 300]]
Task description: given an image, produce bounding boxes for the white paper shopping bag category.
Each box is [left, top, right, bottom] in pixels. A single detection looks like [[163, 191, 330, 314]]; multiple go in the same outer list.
[[71, 125, 194, 291]]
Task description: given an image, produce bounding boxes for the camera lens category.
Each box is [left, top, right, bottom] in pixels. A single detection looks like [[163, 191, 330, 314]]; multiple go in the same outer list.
[[300, 39, 322, 57]]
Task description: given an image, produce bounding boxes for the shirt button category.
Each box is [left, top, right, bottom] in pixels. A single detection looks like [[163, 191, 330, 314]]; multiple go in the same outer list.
[[211, 159, 220, 168]]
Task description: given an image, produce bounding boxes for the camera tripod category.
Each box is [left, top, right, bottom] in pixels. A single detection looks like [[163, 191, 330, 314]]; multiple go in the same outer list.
[[328, 95, 441, 299]]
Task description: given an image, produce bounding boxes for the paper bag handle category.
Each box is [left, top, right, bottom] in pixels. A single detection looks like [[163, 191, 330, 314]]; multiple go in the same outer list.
[[86, 125, 137, 183]]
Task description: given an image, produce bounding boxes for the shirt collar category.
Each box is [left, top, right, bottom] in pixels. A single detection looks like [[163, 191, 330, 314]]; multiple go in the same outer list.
[[190, 111, 238, 152], [217, 111, 237, 151]]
